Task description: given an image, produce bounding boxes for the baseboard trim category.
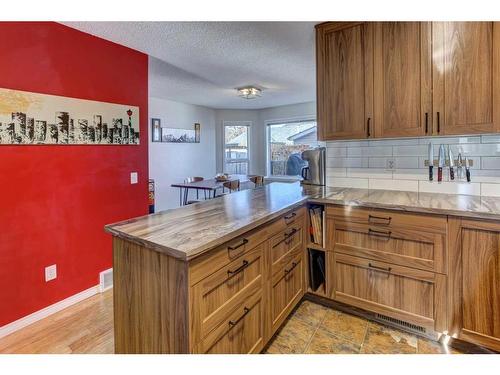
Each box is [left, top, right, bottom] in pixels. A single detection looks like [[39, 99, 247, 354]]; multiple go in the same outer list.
[[0, 284, 100, 339]]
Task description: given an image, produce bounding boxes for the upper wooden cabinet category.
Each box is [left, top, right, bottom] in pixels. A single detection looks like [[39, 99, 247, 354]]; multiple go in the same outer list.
[[433, 22, 500, 135], [316, 22, 373, 140], [316, 22, 500, 140], [374, 22, 432, 137]]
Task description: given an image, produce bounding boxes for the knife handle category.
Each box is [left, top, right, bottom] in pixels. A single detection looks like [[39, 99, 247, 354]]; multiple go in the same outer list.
[[438, 167, 443, 182], [450, 167, 455, 181], [429, 166, 433, 181], [466, 168, 471, 182]]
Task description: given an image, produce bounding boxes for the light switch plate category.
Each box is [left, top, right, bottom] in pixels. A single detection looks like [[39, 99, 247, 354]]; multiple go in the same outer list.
[[45, 264, 57, 282], [130, 172, 138, 184]]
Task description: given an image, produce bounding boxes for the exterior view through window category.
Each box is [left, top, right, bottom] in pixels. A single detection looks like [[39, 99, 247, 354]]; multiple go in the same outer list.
[[267, 120, 318, 176], [224, 122, 250, 174]]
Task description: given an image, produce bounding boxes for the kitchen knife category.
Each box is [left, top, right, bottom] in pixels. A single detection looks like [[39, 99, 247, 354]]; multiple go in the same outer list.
[[465, 156, 471, 182], [448, 146, 455, 181], [457, 153, 463, 180], [428, 142, 434, 181], [438, 144, 445, 182]]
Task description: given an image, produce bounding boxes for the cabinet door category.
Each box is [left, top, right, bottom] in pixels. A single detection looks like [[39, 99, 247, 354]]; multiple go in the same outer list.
[[332, 253, 446, 331], [374, 22, 432, 137], [433, 22, 500, 135], [449, 218, 500, 351], [316, 22, 373, 140], [270, 254, 304, 334]]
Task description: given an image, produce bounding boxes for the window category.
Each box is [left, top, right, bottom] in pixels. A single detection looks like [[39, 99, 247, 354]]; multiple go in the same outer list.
[[267, 119, 318, 176], [224, 121, 250, 174]]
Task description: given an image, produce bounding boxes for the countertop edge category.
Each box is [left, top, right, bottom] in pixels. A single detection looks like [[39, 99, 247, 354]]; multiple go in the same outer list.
[[105, 198, 308, 261]]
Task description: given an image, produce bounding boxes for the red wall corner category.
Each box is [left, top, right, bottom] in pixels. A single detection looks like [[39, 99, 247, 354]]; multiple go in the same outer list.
[[0, 22, 149, 327]]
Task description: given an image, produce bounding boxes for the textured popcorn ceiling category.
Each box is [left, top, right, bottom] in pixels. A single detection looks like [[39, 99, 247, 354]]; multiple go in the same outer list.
[[62, 22, 317, 109]]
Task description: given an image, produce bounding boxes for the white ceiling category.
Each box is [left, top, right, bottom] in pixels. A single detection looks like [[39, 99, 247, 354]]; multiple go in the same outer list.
[[62, 22, 317, 109]]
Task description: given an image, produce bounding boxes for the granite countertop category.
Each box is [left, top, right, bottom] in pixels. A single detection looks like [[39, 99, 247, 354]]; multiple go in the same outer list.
[[105, 182, 500, 261]]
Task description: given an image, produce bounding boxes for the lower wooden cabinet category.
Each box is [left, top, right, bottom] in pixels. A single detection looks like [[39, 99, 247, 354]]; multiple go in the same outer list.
[[270, 252, 304, 334], [196, 291, 264, 354], [331, 253, 446, 331], [448, 218, 500, 351]]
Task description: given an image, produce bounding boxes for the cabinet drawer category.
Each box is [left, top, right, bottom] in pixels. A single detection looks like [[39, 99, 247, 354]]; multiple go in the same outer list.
[[191, 244, 263, 343], [271, 252, 304, 334], [332, 253, 446, 330], [270, 224, 303, 276], [198, 291, 264, 354], [189, 207, 305, 286], [326, 205, 447, 233], [328, 220, 447, 273], [190, 227, 268, 286]]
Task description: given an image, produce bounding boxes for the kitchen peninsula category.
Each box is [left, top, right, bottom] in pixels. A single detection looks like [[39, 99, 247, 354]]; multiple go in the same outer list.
[[105, 182, 500, 354]]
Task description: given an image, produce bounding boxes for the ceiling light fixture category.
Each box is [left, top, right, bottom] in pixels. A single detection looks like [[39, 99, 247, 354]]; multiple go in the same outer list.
[[237, 86, 262, 100]]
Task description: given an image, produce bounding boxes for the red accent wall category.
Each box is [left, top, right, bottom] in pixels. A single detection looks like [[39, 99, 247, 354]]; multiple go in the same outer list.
[[0, 22, 149, 326]]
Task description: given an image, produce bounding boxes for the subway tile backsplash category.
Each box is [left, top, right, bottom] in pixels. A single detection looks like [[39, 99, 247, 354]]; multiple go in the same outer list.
[[325, 136, 500, 197]]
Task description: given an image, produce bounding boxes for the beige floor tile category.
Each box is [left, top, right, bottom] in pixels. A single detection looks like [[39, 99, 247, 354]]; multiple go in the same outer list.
[[363, 322, 417, 354], [305, 329, 360, 354], [417, 338, 462, 354], [292, 300, 329, 328], [320, 309, 368, 345], [265, 317, 317, 354]]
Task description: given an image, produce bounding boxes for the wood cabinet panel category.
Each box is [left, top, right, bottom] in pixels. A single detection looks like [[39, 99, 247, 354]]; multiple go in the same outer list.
[[316, 22, 373, 140], [333, 253, 445, 330], [374, 22, 432, 137], [328, 220, 446, 273], [448, 218, 500, 351], [199, 291, 264, 354], [326, 205, 447, 234], [270, 253, 304, 334], [191, 245, 263, 343], [433, 22, 500, 135], [270, 225, 303, 275]]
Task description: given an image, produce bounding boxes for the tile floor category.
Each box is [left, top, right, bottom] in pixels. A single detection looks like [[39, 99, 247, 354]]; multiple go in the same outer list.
[[265, 300, 462, 354]]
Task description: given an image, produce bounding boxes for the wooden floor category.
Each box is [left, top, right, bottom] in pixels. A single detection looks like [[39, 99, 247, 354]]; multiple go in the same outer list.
[[0, 291, 463, 354]]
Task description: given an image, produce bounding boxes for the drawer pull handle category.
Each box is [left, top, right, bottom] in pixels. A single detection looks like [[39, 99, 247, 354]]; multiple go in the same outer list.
[[228, 238, 248, 251], [228, 307, 250, 328], [284, 212, 297, 220], [227, 260, 249, 276], [368, 228, 392, 238], [284, 262, 298, 275], [368, 263, 392, 273], [368, 214, 392, 224], [272, 228, 298, 248]]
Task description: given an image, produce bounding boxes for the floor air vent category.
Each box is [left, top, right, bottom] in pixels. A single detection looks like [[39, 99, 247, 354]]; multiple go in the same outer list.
[[99, 268, 113, 292], [375, 313, 426, 334]]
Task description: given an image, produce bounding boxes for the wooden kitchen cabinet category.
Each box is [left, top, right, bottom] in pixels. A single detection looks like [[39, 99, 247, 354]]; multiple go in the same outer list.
[[316, 21, 500, 140], [316, 22, 373, 140], [448, 218, 500, 352], [432, 22, 500, 135], [326, 205, 448, 333], [373, 22, 432, 137]]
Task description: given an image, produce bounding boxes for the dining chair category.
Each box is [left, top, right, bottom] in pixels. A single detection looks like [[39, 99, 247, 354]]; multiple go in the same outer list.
[[219, 179, 240, 196], [249, 175, 264, 187], [183, 176, 206, 205]]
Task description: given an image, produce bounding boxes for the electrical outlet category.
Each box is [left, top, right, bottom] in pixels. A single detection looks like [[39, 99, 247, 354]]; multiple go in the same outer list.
[[386, 158, 395, 170], [45, 264, 57, 282], [130, 172, 138, 184]]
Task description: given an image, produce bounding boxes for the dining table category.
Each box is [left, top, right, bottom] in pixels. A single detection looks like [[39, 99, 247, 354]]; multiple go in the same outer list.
[[171, 174, 250, 206]]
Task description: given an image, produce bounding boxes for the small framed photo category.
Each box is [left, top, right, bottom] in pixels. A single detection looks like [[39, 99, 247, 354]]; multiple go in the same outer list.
[[194, 123, 200, 143], [151, 118, 161, 142]]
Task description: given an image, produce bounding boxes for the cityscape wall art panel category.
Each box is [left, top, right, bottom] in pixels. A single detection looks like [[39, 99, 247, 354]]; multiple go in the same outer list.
[[0, 87, 140, 145]]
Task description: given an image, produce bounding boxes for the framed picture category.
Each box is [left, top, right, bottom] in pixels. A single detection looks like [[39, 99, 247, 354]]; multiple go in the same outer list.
[[151, 118, 161, 142], [194, 123, 200, 143], [161, 127, 196, 143]]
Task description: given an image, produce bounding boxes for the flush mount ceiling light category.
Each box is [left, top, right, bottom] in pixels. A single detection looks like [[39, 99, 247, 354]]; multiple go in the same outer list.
[[237, 86, 262, 99]]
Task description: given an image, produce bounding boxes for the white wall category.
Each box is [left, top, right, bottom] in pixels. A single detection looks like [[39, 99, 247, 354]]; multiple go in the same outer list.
[[214, 101, 317, 176], [149, 97, 216, 210]]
